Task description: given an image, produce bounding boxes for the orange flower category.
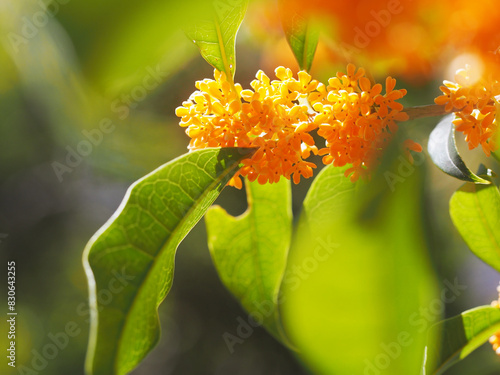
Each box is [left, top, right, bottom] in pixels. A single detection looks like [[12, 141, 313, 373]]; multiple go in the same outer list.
[[176, 68, 319, 188], [276, 0, 500, 80], [176, 64, 413, 186], [312, 63, 413, 182], [434, 66, 500, 156], [403, 139, 423, 164]]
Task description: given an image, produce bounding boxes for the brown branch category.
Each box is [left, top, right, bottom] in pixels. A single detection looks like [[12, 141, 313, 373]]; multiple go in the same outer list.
[[404, 96, 500, 121], [403, 104, 451, 120]]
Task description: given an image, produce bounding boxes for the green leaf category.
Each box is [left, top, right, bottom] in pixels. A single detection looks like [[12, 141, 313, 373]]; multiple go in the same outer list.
[[279, 0, 319, 71], [281, 164, 438, 375], [57, 0, 207, 94], [424, 306, 500, 375], [184, 0, 249, 78], [206, 178, 292, 343], [83, 148, 254, 375], [449, 182, 500, 271], [427, 114, 490, 184]]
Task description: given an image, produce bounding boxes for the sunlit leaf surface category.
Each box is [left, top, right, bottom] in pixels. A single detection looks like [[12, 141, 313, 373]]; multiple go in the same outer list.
[[282, 164, 437, 374], [185, 0, 249, 78], [83, 148, 253, 375], [424, 306, 500, 375], [206, 178, 292, 343], [450, 182, 500, 272]]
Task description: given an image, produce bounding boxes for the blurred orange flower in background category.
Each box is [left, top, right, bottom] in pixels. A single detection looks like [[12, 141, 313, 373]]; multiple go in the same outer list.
[[261, 0, 500, 80]]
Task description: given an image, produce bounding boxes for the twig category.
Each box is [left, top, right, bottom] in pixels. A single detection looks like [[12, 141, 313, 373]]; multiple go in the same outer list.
[[403, 104, 450, 120]]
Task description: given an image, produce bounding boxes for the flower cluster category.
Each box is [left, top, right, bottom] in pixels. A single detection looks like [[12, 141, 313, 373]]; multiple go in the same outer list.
[[309, 64, 412, 181], [176, 65, 414, 187], [176, 68, 318, 188], [435, 66, 500, 156], [489, 284, 500, 355]]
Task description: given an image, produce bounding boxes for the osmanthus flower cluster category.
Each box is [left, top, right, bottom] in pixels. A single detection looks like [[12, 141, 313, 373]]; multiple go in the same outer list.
[[435, 66, 500, 156], [176, 64, 416, 187], [489, 285, 500, 355], [310, 64, 415, 181]]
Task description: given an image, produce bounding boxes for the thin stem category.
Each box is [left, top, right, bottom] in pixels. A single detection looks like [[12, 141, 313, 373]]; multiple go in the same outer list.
[[404, 95, 500, 121], [403, 104, 451, 120]]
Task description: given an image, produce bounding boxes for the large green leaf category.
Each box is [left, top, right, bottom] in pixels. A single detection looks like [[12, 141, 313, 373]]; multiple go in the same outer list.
[[427, 114, 490, 184], [449, 182, 500, 272], [205, 178, 292, 346], [56, 0, 208, 94], [278, 0, 319, 71], [83, 147, 254, 375], [185, 0, 249, 78], [424, 306, 500, 375], [281, 164, 438, 375]]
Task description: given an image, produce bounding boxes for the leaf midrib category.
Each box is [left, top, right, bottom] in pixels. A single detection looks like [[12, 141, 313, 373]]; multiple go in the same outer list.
[[213, 10, 232, 79], [114, 153, 241, 373], [301, 23, 310, 71]]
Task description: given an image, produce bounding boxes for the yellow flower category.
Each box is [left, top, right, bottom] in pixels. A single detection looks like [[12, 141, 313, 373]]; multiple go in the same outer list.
[[176, 64, 413, 186], [176, 68, 320, 188], [312, 63, 412, 182]]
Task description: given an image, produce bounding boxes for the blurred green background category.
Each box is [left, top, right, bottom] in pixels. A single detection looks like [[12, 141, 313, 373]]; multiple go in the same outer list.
[[1, 0, 499, 374]]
